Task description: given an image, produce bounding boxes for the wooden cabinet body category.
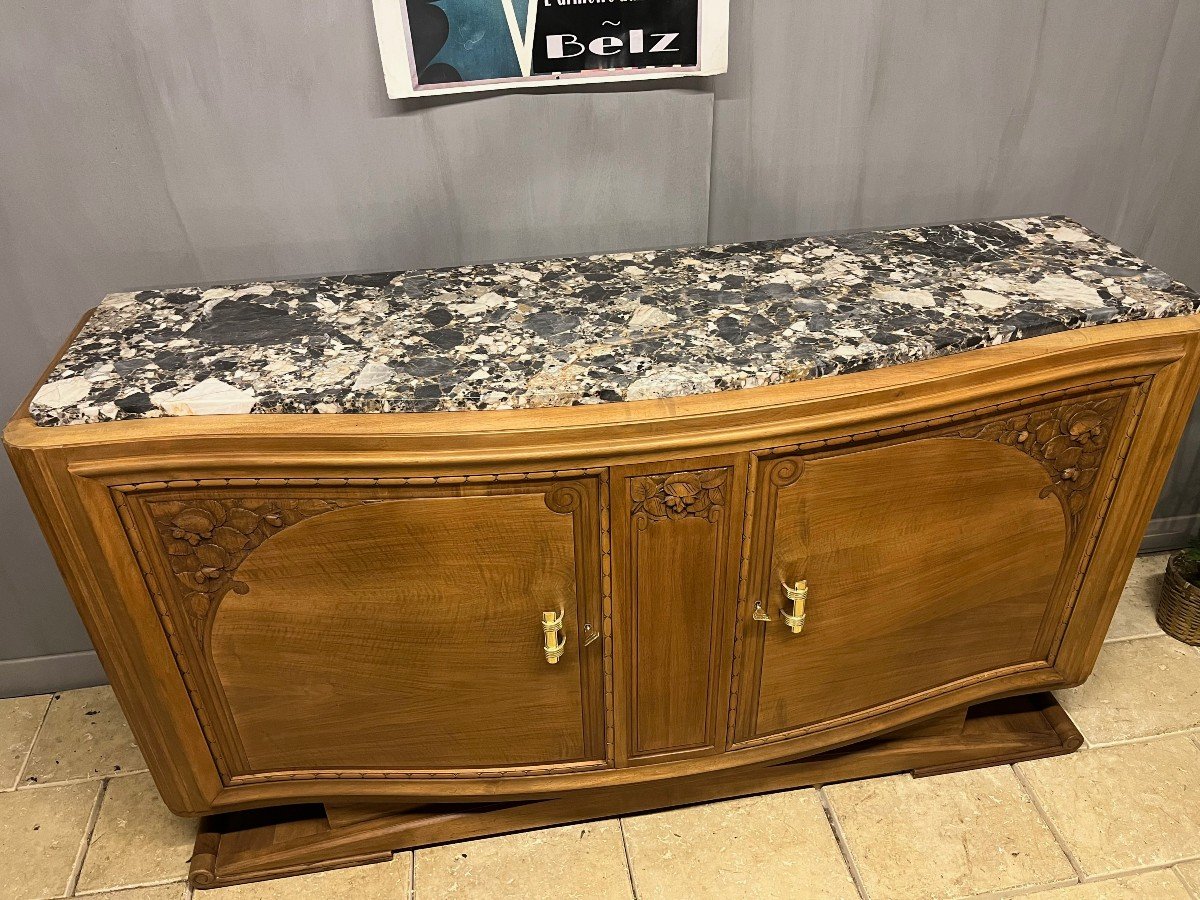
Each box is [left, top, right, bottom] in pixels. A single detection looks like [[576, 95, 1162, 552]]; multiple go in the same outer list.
[[8, 318, 1200, 829]]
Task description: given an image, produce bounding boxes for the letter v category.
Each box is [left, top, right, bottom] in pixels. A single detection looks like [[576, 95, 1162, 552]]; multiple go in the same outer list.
[[500, 0, 539, 76]]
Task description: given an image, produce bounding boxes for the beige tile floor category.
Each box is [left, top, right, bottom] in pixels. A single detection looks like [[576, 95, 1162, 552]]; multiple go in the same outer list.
[[1, 553, 1198, 900]]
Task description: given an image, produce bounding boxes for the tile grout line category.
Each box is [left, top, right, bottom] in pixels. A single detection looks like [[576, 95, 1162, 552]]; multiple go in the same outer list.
[[1083, 725, 1200, 751], [1072, 855, 1200, 885], [65, 777, 107, 898], [13, 767, 152, 793], [12, 694, 55, 791], [987, 875, 1084, 899], [617, 818, 640, 900], [818, 787, 871, 900], [74, 877, 190, 897], [1174, 864, 1200, 900], [1010, 764, 1086, 882], [409, 849, 416, 900], [1103, 631, 1167, 644], [1099, 628, 1166, 648], [991, 859, 1200, 898]]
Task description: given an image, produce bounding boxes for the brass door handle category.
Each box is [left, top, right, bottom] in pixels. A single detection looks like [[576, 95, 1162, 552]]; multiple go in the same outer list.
[[780, 579, 808, 634], [542, 611, 566, 664]]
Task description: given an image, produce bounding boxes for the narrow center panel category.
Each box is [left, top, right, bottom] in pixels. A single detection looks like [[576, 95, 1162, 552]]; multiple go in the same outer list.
[[612, 462, 744, 762]]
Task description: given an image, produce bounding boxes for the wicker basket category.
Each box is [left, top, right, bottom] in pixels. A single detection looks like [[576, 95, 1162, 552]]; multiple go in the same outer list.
[[1158, 552, 1200, 645]]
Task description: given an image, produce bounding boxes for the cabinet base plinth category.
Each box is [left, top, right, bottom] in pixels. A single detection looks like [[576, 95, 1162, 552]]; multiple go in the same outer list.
[[189, 693, 1082, 889]]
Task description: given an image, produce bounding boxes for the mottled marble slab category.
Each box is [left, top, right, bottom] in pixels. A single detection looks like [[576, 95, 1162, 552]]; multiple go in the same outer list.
[[28, 216, 1199, 426]]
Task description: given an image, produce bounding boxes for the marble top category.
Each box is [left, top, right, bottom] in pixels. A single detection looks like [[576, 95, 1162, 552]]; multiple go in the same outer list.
[[29, 216, 1199, 426]]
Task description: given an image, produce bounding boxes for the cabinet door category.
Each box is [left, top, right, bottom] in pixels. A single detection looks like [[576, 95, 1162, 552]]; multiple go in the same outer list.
[[730, 383, 1139, 747], [115, 475, 609, 782]]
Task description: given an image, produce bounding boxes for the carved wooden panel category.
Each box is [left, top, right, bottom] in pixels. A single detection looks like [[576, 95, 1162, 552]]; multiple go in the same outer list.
[[630, 469, 728, 523], [948, 393, 1123, 532], [149, 498, 369, 648], [617, 463, 741, 761]]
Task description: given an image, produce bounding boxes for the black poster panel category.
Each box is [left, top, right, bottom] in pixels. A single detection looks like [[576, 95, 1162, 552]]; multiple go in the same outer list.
[[531, 0, 700, 76]]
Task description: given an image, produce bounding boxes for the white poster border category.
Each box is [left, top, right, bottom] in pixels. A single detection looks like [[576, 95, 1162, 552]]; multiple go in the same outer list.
[[372, 0, 729, 99]]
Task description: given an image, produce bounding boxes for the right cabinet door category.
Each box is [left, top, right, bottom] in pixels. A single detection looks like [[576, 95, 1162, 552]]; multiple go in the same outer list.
[[730, 380, 1141, 747]]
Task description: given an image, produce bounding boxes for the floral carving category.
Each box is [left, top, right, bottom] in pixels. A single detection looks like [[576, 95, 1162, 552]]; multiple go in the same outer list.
[[149, 497, 363, 644], [630, 469, 728, 525], [952, 395, 1123, 526]]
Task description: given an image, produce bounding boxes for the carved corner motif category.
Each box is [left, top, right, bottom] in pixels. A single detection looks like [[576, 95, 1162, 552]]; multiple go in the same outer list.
[[768, 458, 804, 488], [148, 498, 363, 645], [950, 394, 1124, 527], [630, 469, 729, 526], [544, 482, 585, 515]]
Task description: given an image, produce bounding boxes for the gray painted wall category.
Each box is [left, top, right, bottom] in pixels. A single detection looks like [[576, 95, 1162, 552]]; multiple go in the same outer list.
[[2, 0, 1198, 696]]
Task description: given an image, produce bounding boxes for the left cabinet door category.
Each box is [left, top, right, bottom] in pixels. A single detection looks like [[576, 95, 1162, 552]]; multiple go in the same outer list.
[[113, 475, 609, 783]]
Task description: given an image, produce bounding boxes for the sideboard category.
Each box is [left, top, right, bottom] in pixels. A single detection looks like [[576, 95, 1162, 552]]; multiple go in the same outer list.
[[8, 217, 1200, 887]]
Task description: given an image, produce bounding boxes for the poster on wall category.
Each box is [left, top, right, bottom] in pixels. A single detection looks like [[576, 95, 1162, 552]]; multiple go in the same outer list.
[[371, 0, 729, 98]]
